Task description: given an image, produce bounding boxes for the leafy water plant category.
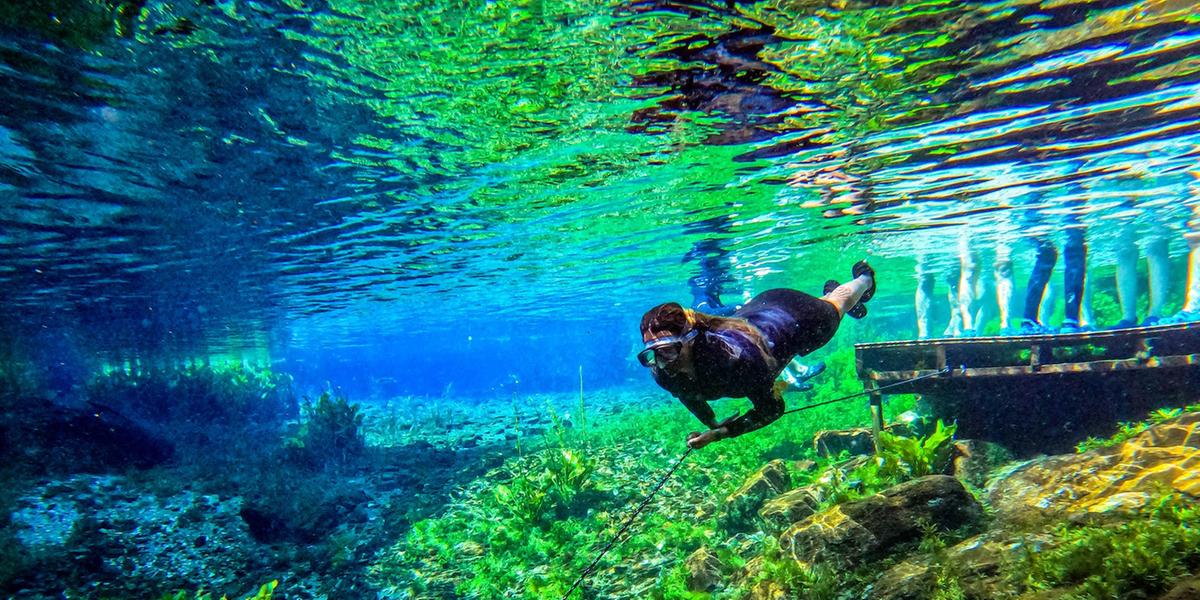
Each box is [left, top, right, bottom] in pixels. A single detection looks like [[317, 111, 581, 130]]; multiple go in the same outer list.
[[371, 343, 904, 599], [814, 419, 958, 508], [288, 391, 365, 467], [877, 419, 958, 479], [84, 363, 297, 461], [738, 536, 838, 600], [1015, 493, 1200, 599], [1074, 404, 1190, 453]]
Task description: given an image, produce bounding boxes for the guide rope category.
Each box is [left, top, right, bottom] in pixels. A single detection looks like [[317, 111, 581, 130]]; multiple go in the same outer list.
[[560, 365, 953, 599]]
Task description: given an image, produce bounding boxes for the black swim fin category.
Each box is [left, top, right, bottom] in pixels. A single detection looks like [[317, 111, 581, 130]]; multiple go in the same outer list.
[[852, 260, 876, 303]]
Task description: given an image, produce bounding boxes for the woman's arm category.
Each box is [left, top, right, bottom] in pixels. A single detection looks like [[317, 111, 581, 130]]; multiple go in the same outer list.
[[678, 393, 719, 429], [718, 384, 785, 438]]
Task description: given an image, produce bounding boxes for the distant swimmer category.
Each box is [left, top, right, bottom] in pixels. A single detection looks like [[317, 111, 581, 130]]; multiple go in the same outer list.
[[638, 261, 876, 449]]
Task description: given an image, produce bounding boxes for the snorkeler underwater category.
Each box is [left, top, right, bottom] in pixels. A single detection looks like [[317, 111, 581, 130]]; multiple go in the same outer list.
[[2, 0, 1200, 598]]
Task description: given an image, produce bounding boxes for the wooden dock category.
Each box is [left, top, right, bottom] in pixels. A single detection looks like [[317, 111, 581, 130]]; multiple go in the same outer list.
[[854, 323, 1200, 455]]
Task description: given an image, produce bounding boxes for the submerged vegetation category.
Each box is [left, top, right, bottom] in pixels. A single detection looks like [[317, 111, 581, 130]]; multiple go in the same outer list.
[[1015, 494, 1200, 599], [287, 391, 367, 468], [368, 346, 937, 599]]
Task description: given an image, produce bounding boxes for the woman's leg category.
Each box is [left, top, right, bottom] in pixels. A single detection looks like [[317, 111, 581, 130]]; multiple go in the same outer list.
[[915, 256, 934, 339], [823, 274, 874, 317], [1186, 221, 1200, 314], [958, 234, 980, 333]]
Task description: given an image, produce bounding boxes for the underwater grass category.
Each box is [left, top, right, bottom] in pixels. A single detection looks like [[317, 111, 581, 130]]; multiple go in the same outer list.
[[1074, 404, 1195, 453], [368, 346, 924, 599], [1014, 493, 1200, 599]]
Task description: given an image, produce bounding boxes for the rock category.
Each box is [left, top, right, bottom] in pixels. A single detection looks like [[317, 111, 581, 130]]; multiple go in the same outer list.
[[871, 560, 934, 600], [951, 439, 1014, 488], [0, 401, 173, 476], [814, 424, 919, 459], [758, 486, 821, 535], [792, 459, 817, 473], [723, 460, 790, 531], [872, 533, 1049, 600], [747, 579, 788, 600], [731, 557, 788, 600], [781, 475, 983, 565], [683, 546, 724, 592], [813, 428, 874, 458], [1159, 575, 1200, 600], [988, 411, 1200, 530]]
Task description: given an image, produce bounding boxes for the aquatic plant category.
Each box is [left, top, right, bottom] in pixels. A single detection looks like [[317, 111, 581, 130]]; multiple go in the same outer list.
[[1074, 404, 1190, 453], [738, 536, 838, 600], [157, 580, 278, 600], [287, 391, 366, 467], [492, 416, 598, 525], [371, 343, 909, 599], [84, 363, 296, 455], [813, 419, 958, 508], [1014, 493, 1200, 599], [877, 419, 958, 479]]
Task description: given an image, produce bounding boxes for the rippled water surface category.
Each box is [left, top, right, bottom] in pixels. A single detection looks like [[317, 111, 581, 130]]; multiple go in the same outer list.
[[2, 0, 1198, 365]]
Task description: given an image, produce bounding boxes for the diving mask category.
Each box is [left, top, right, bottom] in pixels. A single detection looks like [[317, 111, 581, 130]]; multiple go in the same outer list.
[[637, 329, 699, 367]]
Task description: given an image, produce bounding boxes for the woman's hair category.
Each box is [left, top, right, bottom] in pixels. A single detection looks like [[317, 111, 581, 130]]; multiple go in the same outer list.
[[640, 303, 778, 371], [640, 302, 692, 340]]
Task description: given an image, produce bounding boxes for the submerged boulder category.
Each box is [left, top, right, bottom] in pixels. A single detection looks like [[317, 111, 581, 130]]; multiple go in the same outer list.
[[813, 428, 874, 458], [988, 411, 1200, 529], [871, 532, 1052, 600], [723, 459, 790, 530], [781, 475, 983, 564], [757, 486, 821, 535], [683, 546, 725, 593], [951, 439, 1014, 488], [0, 401, 173, 475], [1159, 575, 1200, 600]]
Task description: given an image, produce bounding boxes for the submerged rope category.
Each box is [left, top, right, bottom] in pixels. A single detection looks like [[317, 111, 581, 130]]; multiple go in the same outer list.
[[560, 365, 952, 599], [561, 447, 693, 600], [782, 366, 952, 416]]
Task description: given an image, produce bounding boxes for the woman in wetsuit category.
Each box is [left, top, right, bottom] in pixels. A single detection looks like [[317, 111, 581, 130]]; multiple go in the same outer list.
[[638, 261, 875, 449]]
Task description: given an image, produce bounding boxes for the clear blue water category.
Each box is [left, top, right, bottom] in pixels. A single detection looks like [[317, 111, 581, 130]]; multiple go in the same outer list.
[[3, 1, 1199, 399], [3, 1, 1200, 598]]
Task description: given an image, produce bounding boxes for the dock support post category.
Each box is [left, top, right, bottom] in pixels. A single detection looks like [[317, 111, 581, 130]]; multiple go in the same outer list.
[[867, 378, 884, 454]]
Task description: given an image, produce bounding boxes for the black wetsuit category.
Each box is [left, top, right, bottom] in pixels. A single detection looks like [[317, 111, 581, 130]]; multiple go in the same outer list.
[[651, 289, 840, 438]]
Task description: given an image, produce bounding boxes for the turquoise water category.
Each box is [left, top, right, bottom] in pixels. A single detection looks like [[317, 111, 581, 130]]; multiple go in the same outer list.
[[3, 0, 1198, 372], [2, 0, 1200, 598]]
